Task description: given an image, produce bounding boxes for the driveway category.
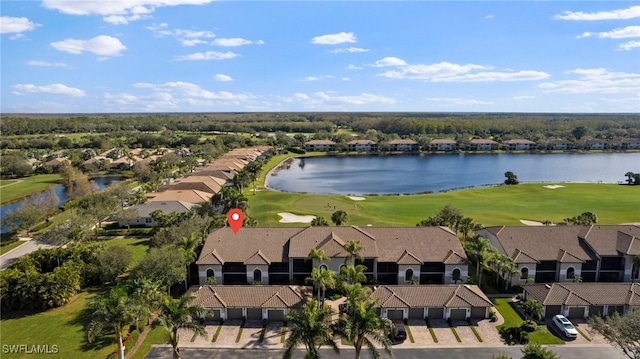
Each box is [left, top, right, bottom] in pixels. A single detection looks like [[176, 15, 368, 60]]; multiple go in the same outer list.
[[545, 318, 609, 345], [0, 240, 56, 269], [428, 319, 460, 345], [240, 321, 266, 348], [213, 320, 242, 346], [402, 320, 437, 347]]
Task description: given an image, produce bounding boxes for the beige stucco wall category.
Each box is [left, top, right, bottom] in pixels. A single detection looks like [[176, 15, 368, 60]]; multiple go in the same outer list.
[[247, 264, 269, 284], [445, 264, 468, 284], [198, 264, 222, 285], [559, 262, 582, 282]]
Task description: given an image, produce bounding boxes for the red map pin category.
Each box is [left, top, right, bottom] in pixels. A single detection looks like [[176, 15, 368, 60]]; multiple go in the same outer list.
[[227, 208, 244, 234]]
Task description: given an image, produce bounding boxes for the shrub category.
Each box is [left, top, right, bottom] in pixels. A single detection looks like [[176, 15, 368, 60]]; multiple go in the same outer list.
[[501, 326, 529, 345], [522, 343, 559, 359], [489, 308, 498, 322], [520, 320, 537, 332]]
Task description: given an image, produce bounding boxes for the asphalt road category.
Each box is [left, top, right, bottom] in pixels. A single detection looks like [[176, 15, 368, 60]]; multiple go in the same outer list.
[[0, 240, 56, 269], [145, 346, 627, 359]]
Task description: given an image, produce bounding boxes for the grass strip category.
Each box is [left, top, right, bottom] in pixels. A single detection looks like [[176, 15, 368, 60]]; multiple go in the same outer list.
[[280, 323, 287, 344], [259, 320, 267, 343], [448, 321, 462, 343], [0, 240, 25, 256], [212, 322, 223, 342], [575, 326, 592, 341], [425, 319, 438, 343], [405, 322, 415, 343], [235, 319, 246, 343], [469, 324, 483, 342]]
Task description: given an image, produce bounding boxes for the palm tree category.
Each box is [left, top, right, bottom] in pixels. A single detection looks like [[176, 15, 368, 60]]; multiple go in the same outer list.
[[464, 236, 494, 288], [155, 294, 208, 359], [306, 267, 336, 303], [127, 278, 165, 327], [331, 210, 348, 226], [87, 287, 135, 359], [311, 216, 329, 226], [232, 168, 250, 192], [343, 240, 364, 266], [334, 298, 394, 359], [338, 265, 368, 286], [625, 171, 635, 185], [179, 233, 200, 291], [246, 161, 263, 195], [307, 248, 330, 264], [211, 186, 248, 213], [498, 256, 519, 290], [283, 299, 339, 359]]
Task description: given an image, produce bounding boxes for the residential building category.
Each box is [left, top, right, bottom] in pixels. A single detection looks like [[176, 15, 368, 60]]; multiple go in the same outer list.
[[547, 139, 574, 151], [502, 139, 536, 151], [620, 138, 640, 150], [467, 139, 499, 151], [429, 139, 458, 151], [158, 175, 223, 194], [346, 139, 378, 152], [388, 139, 419, 151], [119, 201, 194, 227], [304, 140, 336, 152], [372, 284, 493, 320], [522, 282, 640, 319], [477, 225, 640, 285], [196, 226, 469, 286], [580, 139, 609, 150], [146, 189, 213, 204]]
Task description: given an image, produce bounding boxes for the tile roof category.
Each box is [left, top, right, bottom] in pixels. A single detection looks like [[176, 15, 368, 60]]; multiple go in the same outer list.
[[470, 139, 499, 144], [397, 250, 422, 265], [288, 226, 379, 259], [388, 139, 418, 145], [127, 201, 194, 218], [580, 225, 640, 256], [368, 227, 468, 263], [430, 139, 457, 144], [187, 285, 312, 309], [147, 189, 213, 204], [245, 250, 271, 265], [347, 140, 377, 145], [305, 140, 336, 145], [503, 139, 536, 144], [371, 285, 492, 308], [524, 283, 640, 306]]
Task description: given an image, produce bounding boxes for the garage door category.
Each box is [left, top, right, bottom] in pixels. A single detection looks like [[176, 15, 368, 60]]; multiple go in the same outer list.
[[449, 309, 467, 321], [408, 308, 424, 319], [268, 310, 284, 322], [471, 307, 487, 319], [545, 305, 562, 318], [209, 309, 221, 321], [589, 306, 605, 317], [227, 308, 243, 320], [387, 310, 404, 320], [427, 307, 444, 319], [247, 308, 262, 320], [567, 307, 585, 319]]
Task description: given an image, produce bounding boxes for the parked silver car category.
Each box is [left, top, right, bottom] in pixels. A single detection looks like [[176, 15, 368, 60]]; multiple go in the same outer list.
[[552, 314, 578, 339]]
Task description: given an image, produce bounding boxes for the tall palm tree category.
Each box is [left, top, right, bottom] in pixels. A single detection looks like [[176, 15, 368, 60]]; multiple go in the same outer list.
[[155, 294, 208, 359], [246, 161, 263, 195], [338, 265, 368, 286], [343, 240, 364, 266], [334, 298, 394, 359], [87, 287, 135, 359], [179, 233, 201, 291], [498, 255, 519, 290], [127, 278, 165, 327], [306, 248, 330, 265], [283, 299, 339, 359], [306, 267, 336, 303], [464, 236, 494, 288]]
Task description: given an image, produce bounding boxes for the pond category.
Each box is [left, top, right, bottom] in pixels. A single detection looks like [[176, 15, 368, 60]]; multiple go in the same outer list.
[[1, 176, 123, 233], [266, 153, 640, 195]]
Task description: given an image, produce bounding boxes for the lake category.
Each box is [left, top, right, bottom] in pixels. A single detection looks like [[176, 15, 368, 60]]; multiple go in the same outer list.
[[266, 153, 640, 195], [0, 176, 122, 233]]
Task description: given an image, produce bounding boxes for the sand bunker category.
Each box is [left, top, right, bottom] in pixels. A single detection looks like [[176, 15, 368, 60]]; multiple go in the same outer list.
[[278, 212, 316, 223], [543, 185, 565, 189], [520, 219, 555, 226], [347, 196, 366, 201]]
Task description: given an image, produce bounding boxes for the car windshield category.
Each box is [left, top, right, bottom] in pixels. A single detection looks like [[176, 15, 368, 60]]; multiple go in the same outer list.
[[563, 323, 575, 329]]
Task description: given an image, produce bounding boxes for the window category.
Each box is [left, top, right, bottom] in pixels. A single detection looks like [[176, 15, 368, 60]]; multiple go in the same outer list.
[[145, 218, 152, 223], [319, 264, 328, 271], [520, 267, 529, 280], [452, 268, 461, 282], [405, 269, 414, 283], [206, 269, 214, 279], [253, 269, 262, 282], [633, 263, 640, 280], [566, 267, 575, 280]]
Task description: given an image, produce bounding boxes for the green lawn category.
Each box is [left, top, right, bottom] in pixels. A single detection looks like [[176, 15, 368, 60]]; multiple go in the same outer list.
[[492, 298, 564, 345], [100, 237, 150, 269], [0, 174, 62, 204], [129, 327, 167, 359], [0, 290, 118, 359], [0, 240, 25, 255], [0, 179, 18, 187]]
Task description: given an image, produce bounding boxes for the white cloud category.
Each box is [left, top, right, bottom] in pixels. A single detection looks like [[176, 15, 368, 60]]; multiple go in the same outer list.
[[538, 68, 640, 94], [485, 14, 494, 19], [425, 97, 494, 105], [147, 23, 216, 46], [619, 40, 640, 50], [554, 5, 640, 21], [132, 81, 251, 103], [214, 74, 233, 82], [372, 57, 407, 67], [1, 16, 40, 36], [299, 75, 335, 82], [12, 83, 86, 97], [42, 0, 214, 24], [513, 95, 535, 100], [211, 38, 264, 47], [51, 35, 127, 56], [330, 47, 369, 53], [104, 92, 178, 111], [341, 77, 351, 81], [25, 60, 68, 67], [283, 91, 395, 108], [311, 32, 357, 45], [173, 51, 239, 61], [347, 64, 364, 70], [579, 26, 640, 39], [376, 60, 549, 82]]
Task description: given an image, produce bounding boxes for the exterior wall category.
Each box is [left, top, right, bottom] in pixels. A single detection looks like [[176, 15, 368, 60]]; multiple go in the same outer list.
[[315, 258, 347, 273], [559, 262, 582, 282], [198, 264, 223, 285], [512, 263, 536, 286], [444, 264, 468, 284], [247, 264, 269, 284], [381, 308, 408, 320], [623, 254, 636, 282], [398, 264, 421, 284]]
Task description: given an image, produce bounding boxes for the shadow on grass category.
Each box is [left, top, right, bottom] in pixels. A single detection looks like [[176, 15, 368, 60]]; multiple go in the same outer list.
[[66, 288, 115, 353]]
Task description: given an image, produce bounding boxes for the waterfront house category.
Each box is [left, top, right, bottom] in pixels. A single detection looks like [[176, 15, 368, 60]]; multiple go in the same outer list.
[[346, 139, 378, 152], [502, 139, 536, 151], [467, 139, 499, 151], [388, 139, 419, 151], [304, 140, 337, 152], [547, 139, 574, 151], [429, 139, 459, 151]]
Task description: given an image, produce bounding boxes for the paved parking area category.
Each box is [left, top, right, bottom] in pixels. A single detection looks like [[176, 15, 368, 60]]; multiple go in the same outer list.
[[401, 320, 436, 347], [545, 318, 609, 345], [263, 322, 285, 347], [475, 319, 504, 345], [239, 321, 264, 348], [428, 319, 459, 345], [214, 320, 242, 346], [452, 321, 481, 344]]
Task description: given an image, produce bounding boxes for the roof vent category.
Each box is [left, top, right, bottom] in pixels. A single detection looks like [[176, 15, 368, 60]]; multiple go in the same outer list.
[[544, 284, 551, 289]]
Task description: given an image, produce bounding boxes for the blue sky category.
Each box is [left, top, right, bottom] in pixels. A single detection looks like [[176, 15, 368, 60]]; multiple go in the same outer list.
[[1, 1, 639, 113]]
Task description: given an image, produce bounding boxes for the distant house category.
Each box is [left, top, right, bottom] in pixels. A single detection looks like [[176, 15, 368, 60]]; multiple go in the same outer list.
[[523, 282, 640, 319], [304, 140, 336, 152], [429, 139, 458, 151], [547, 139, 574, 151], [620, 138, 640, 150], [120, 201, 194, 227], [371, 285, 493, 320], [581, 139, 609, 150], [44, 157, 70, 171], [388, 139, 419, 151], [346, 140, 378, 152], [467, 139, 499, 151], [146, 189, 213, 204], [477, 225, 640, 285], [187, 285, 312, 321], [502, 139, 536, 151], [157, 176, 222, 194]]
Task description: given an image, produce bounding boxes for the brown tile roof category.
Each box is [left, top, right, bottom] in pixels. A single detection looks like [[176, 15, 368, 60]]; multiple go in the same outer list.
[[430, 139, 457, 144], [288, 226, 379, 259], [524, 283, 640, 306], [245, 250, 271, 265], [470, 139, 499, 144], [580, 225, 640, 256], [482, 226, 596, 263], [368, 227, 467, 263], [397, 250, 422, 265], [305, 140, 336, 145], [187, 285, 312, 309], [512, 249, 539, 264], [503, 139, 536, 145], [147, 189, 213, 204], [388, 139, 418, 145], [347, 140, 377, 145], [372, 285, 492, 308]]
